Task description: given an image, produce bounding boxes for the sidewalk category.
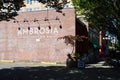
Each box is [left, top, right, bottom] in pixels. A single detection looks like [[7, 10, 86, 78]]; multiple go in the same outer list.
[[86, 61, 112, 68], [0, 61, 66, 69], [0, 60, 113, 70], [0, 61, 119, 80]]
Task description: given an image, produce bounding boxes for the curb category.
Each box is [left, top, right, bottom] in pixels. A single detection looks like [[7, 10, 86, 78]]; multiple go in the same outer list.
[[41, 62, 57, 65], [0, 60, 65, 66], [0, 60, 14, 63]]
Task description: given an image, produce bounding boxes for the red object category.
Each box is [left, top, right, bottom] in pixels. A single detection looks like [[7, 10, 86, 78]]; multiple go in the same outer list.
[[100, 43, 106, 56]]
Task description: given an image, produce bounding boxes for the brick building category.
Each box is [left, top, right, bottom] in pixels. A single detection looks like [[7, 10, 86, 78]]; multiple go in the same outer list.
[[0, 1, 75, 63], [0, 0, 89, 63]]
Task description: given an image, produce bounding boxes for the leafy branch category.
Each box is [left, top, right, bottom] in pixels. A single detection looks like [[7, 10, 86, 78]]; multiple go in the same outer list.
[[58, 35, 88, 53]]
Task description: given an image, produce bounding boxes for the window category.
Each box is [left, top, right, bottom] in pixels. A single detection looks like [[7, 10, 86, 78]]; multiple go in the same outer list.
[[26, 8, 32, 12], [34, 7, 40, 11], [34, 0, 39, 4], [26, 0, 32, 4]]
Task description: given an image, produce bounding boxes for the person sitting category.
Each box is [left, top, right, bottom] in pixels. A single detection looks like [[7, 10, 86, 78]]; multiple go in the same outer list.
[[66, 53, 77, 68]]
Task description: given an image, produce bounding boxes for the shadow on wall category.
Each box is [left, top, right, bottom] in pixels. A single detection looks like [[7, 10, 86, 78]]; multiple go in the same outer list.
[[75, 18, 88, 56]]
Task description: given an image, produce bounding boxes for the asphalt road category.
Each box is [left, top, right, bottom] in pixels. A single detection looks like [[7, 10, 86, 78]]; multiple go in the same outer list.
[[0, 62, 120, 80]]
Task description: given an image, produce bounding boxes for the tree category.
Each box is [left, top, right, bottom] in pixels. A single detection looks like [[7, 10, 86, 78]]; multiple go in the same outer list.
[[39, 0, 70, 12], [58, 35, 88, 54], [0, 0, 69, 21], [0, 0, 25, 21], [72, 0, 120, 46]]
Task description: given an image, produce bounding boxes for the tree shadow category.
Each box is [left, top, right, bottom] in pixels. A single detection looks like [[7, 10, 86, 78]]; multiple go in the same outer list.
[[0, 66, 120, 80]]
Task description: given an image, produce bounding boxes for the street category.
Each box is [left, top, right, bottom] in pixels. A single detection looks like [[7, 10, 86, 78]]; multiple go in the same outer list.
[[0, 61, 120, 80]]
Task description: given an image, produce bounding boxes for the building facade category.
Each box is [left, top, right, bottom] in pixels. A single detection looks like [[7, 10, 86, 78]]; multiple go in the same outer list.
[[19, 0, 73, 12], [0, 0, 75, 63]]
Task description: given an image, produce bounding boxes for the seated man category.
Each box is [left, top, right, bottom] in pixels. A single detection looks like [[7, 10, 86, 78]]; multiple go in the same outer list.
[[66, 54, 77, 68]]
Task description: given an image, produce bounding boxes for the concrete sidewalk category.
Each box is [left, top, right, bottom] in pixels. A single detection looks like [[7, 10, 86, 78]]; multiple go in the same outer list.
[[86, 61, 113, 68], [0, 61, 66, 69], [0, 61, 113, 70], [0, 61, 119, 80]]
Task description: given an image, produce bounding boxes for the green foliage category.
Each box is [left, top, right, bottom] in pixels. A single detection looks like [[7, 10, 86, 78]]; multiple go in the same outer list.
[[0, 0, 25, 21], [0, 0, 69, 21], [72, 0, 120, 44], [58, 35, 88, 53]]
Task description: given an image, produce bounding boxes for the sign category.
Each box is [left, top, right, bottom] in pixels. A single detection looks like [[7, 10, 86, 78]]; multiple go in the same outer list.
[[17, 27, 59, 35]]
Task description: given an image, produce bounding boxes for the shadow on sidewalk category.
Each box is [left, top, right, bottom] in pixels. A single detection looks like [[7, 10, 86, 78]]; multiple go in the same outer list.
[[0, 66, 120, 80]]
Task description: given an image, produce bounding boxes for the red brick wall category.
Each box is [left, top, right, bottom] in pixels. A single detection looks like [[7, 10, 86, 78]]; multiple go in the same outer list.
[[0, 8, 75, 63]]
